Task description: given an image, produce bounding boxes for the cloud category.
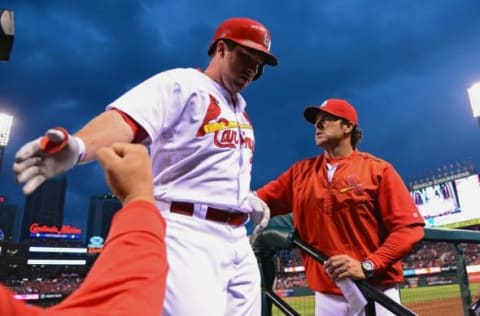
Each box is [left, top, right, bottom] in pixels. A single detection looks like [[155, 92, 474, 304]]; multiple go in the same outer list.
[[2, 0, 480, 231]]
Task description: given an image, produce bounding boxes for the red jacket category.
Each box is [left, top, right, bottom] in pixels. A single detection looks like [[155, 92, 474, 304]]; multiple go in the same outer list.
[[257, 150, 425, 295], [0, 200, 168, 316]]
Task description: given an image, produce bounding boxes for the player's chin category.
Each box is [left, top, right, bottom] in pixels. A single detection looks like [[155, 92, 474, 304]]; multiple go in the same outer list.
[[315, 137, 326, 147], [233, 78, 251, 92]]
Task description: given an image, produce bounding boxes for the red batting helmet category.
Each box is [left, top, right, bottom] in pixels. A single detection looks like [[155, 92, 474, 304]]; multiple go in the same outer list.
[[208, 17, 279, 80]]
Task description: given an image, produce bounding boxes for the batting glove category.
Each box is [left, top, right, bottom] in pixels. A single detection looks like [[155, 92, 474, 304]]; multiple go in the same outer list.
[[248, 191, 271, 235], [13, 127, 86, 195]]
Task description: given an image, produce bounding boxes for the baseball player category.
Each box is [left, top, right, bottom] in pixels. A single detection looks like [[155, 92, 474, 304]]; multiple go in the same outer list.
[[255, 99, 425, 315], [2, 142, 168, 315], [13, 17, 277, 316]]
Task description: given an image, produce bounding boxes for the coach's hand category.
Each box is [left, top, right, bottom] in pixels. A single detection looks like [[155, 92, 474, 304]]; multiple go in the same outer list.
[[248, 191, 271, 235], [324, 254, 364, 280], [13, 128, 85, 195]]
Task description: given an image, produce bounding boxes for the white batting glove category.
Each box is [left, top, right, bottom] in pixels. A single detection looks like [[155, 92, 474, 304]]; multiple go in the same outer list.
[[248, 191, 271, 235], [13, 128, 86, 195]]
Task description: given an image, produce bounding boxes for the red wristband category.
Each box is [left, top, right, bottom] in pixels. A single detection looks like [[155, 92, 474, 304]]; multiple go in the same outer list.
[[39, 127, 69, 155]]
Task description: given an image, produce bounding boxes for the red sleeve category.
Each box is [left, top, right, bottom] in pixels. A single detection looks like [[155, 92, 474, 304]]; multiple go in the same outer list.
[[256, 166, 295, 216], [368, 165, 425, 270], [110, 108, 149, 144], [45, 200, 168, 316], [0, 285, 44, 315]]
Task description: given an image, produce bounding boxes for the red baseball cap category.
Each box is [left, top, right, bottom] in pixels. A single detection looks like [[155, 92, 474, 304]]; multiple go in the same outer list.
[[304, 99, 358, 125]]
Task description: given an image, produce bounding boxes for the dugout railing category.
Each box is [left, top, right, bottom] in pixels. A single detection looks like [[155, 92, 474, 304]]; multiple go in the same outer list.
[[422, 227, 480, 316], [253, 214, 480, 316]]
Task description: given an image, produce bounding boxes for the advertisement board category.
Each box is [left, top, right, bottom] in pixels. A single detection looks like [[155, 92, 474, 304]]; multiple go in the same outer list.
[[410, 174, 480, 228]]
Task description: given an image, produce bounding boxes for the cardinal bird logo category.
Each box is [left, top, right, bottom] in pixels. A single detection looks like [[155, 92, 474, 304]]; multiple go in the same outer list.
[[340, 174, 363, 195]]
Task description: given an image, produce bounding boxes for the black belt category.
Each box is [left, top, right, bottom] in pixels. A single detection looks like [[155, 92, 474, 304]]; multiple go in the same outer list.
[[170, 201, 248, 227]]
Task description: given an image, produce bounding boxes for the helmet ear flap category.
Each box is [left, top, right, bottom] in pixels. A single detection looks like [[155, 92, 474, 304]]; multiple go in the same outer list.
[[253, 64, 264, 81], [208, 39, 221, 57], [207, 42, 216, 57]]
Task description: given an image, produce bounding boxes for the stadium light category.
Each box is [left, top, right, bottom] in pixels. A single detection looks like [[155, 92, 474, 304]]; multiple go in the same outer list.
[[467, 82, 480, 126], [0, 113, 13, 174], [0, 9, 14, 61]]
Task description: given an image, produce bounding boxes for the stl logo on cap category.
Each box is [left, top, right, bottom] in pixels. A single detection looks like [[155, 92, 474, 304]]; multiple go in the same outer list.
[[263, 32, 271, 51]]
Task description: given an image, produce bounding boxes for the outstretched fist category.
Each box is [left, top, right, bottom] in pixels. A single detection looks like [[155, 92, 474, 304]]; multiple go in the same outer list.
[[96, 143, 153, 205]]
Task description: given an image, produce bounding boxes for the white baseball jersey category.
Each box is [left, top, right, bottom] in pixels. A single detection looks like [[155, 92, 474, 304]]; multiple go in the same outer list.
[[106, 67, 262, 316], [106, 67, 254, 212]]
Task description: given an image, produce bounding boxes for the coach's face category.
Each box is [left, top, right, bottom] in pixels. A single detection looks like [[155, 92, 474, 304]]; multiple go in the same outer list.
[[220, 41, 264, 93], [314, 112, 347, 148]]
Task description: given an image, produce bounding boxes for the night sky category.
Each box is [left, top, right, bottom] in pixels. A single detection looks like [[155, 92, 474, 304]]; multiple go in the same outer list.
[[1, 0, 480, 233]]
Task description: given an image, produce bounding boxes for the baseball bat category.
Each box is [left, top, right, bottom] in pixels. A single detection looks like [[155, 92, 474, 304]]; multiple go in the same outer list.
[[264, 289, 300, 316], [292, 235, 417, 316]]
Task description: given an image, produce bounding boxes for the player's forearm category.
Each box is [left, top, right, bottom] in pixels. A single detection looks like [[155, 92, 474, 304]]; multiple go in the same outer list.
[[46, 200, 167, 315], [256, 174, 294, 217], [368, 225, 424, 270], [108, 200, 165, 238], [75, 110, 135, 163]]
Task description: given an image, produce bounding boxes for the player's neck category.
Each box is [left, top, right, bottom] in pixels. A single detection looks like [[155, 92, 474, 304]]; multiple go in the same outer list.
[[203, 66, 237, 102]]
